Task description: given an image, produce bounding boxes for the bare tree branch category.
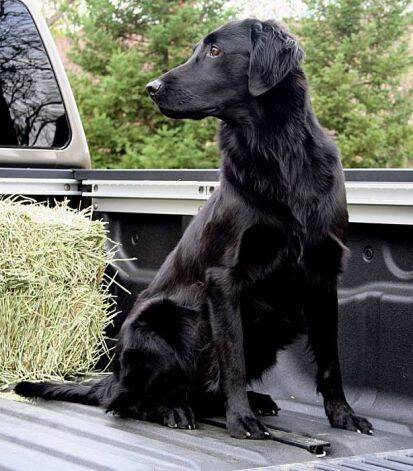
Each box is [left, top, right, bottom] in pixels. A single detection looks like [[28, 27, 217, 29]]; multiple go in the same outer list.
[[46, 0, 76, 27]]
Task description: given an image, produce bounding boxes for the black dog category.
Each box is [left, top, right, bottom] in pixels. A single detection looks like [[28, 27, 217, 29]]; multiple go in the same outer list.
[[16, 19, 373, 439]]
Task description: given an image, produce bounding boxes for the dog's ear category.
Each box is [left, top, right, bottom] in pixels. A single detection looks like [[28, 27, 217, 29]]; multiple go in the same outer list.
[[248, 21, 304, 97]]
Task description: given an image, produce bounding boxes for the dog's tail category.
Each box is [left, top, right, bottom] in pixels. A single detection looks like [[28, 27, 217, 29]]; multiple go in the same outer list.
[[14, 375, 114, 406]]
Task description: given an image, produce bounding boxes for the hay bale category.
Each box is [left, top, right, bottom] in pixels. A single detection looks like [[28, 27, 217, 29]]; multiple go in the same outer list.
[[0, 197, 116, 387]]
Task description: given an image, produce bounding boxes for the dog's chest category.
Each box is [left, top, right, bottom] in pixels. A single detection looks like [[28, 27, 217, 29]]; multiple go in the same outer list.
[[237, 223, 306, 340], [235, 221, 303, 274]]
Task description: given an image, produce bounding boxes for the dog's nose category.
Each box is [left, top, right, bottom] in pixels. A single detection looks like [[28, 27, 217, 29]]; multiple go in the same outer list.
[[146, 79, 162, 96]]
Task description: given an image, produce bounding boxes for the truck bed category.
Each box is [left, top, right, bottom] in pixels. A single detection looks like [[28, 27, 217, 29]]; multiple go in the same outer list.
[[1, 394, 412, 470], [0, 168, 412, 470]]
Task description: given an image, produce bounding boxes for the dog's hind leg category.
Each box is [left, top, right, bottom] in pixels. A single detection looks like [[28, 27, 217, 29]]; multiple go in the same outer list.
[[111, 297, 197, 429], [247, 391, 279, 416]]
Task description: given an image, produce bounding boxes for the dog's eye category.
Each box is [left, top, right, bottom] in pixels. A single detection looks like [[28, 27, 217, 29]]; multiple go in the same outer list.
[[208, 45, 222, 57]]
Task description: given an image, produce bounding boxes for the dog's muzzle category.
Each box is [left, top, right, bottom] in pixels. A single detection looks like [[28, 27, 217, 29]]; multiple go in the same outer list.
[[146, 79, 163, 97]]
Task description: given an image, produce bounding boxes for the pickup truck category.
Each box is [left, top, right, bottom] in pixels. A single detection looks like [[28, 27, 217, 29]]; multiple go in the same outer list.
[[0, 1, 412, 469]]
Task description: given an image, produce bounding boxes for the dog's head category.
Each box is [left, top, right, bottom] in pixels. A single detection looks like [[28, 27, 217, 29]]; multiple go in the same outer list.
[[146, 19, 304, 120]]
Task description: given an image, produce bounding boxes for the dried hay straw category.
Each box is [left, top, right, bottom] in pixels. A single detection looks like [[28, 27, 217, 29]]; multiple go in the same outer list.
[[0, 197, 118, 387]]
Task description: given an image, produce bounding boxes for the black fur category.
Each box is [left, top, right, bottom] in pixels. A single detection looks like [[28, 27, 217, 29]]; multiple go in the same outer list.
[[15, 19, 373, 438]]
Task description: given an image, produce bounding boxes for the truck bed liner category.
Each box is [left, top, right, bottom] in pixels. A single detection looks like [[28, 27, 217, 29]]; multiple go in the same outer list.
[[1, 396, 412, 470]]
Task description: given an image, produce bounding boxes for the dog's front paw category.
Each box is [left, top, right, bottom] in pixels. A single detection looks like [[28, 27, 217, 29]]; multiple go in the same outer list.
[[227, 411, 272, 439], [326, 401, 373, 435]]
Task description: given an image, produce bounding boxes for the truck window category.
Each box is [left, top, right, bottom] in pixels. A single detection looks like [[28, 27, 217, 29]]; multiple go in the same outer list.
[[0, 0, 70, 149]]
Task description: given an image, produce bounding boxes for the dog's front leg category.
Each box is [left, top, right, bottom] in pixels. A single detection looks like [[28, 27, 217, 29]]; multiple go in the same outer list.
[[206, 267, 271, 439], [304, 280, 373, 435]]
